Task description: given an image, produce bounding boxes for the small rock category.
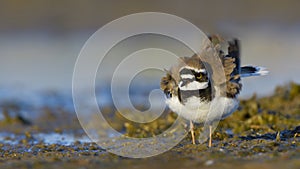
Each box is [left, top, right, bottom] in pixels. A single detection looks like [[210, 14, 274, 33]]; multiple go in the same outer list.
[[204, 160, 214, 166]]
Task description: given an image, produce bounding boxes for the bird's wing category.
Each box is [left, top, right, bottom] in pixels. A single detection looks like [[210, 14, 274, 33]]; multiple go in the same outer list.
[[222, 38, 242, 97], [160, 69, 177, 97], [226, 39, 241, 82], [206, 35, 242, 97]]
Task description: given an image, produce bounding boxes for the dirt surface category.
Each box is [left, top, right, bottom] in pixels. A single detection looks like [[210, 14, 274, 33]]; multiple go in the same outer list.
[[0, 82, 299, 169]]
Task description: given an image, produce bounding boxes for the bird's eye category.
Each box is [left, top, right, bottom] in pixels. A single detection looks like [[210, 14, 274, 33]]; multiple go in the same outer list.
[[197, 74, 202, 79]]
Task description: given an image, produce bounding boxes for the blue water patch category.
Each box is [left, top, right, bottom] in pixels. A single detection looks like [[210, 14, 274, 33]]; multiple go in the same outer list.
[[0, 132, 92, 146]]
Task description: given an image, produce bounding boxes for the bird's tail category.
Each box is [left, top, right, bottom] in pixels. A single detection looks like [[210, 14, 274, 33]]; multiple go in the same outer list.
[[240, 65, 269, 78]]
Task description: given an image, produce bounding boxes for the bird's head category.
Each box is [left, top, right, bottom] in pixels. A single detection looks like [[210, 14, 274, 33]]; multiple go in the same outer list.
[[178, 66, 210, 91]]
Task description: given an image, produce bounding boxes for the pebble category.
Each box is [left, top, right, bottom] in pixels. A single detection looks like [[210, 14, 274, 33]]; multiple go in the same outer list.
[[204, 160, 214, 166]]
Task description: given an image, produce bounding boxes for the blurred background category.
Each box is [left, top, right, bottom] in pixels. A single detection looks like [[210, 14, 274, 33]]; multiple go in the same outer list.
[[0, 0, 300, 107]]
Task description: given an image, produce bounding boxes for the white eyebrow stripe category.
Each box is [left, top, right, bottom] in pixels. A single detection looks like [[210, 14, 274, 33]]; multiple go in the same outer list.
[[180, 74, 194, 79], [179, 66, 206, 73], [179, 81, 209, 90], [195, 69, 206, 73]]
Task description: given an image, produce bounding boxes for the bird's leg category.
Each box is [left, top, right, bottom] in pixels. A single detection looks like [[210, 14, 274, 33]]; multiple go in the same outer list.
[[190, 120, 195, 144], [208, 125, 212, 148]]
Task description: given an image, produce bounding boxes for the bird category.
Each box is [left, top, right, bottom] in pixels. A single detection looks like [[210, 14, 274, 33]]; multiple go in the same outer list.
[[160, 35, 268, 147]]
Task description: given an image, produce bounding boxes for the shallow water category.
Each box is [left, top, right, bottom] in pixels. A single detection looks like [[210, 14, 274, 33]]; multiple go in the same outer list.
[[0, 132, 91, 146], [1, 24, 300, 98]]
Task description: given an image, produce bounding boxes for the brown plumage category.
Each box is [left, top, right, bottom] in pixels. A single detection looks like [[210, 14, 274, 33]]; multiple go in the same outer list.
[[160, 35, 242, 99], [160, 70, 177, 97]]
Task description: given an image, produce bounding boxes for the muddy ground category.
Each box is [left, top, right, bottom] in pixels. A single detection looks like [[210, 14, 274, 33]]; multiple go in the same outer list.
[[0, 82, 299, 169]]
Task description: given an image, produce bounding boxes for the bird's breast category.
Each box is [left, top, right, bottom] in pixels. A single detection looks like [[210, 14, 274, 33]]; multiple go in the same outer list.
[[166, 95, 239, 123]]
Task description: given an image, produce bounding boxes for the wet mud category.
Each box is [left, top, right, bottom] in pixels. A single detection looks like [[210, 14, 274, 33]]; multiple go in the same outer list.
[[0, 82, 299, 169]]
